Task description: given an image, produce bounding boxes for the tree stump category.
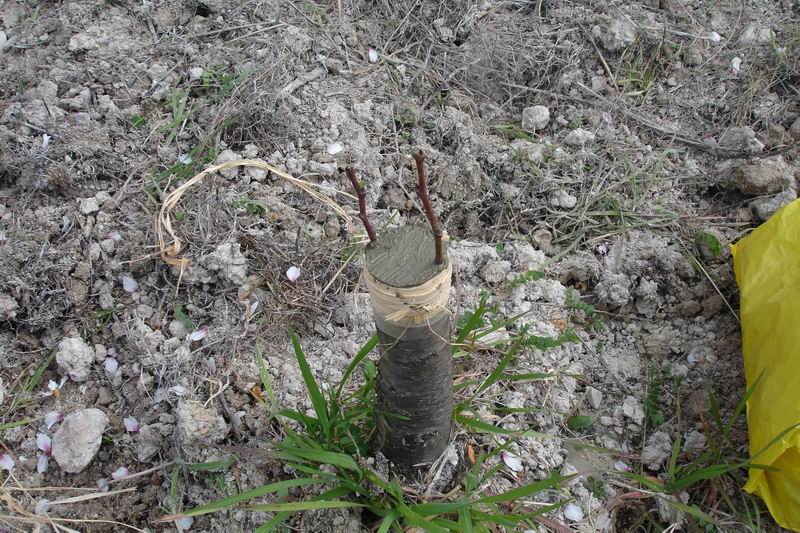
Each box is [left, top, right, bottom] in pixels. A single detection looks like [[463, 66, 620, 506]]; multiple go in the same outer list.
[[364, 224, 453, 469]]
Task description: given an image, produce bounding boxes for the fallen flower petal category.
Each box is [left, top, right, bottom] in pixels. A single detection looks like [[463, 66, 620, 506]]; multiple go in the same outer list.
[[44, 411, 63, 429], [111, 467, 129, 480], [177, 516, 194, 530], [36, 433, 52, 455], [564, 503, 584, 522], [97, 478, 109, 492], [189, 326, 208, 341], [614, 460, 631, 472], [206, 357, 217, 374], [107, 230, 122, 241], [123, 416, 140, 433], [286, 266, 301, 282], [0, 454, 14, 471], [326, 142, 343, 155], [42, 134, 50, 150], [104, 357, 119, 374], [35, 499, 51, 515], [121, 275, 139, 293], [501, 451, 524, 472], [368, 48, 379, 63], [37, 455, 49, 474]]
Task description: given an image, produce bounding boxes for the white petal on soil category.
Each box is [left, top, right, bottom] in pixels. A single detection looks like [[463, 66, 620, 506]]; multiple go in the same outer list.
[[248, 300, 259, 315], [108, 230, 122, 241], [0, 454, 14, 470], [111, 466, 129, 480], [708, 31, 722, 44], [501, 451, 523, 472], [123, 416, 140, 433], [121, 275, 139, 293], [286, 266, 301, 282], [189, 326, 208, 341], [97, 478, 109, 492], [731, 57, 742, 74], [206, 357, 217, 374], [564, 503, 584, 522], [42, 134, 50, 150], [367, 48, 379, 63], [37, 454, 49, 473], [613, 460, 631, 472], [326, 142, 343, 155], [178, 153, 193, 165], [45, 411, 63, 429], [104, 357, 119, 374], [36, 433, 52, 455], [35, 499, 51, 515], [177, 516, 194, 530]]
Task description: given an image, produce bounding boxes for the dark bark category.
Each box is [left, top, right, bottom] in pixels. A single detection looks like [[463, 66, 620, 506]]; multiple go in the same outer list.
[[373, 313, 453, 469]]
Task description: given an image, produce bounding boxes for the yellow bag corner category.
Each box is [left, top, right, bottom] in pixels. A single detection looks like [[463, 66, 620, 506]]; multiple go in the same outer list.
[[732, 199, 800, 530]]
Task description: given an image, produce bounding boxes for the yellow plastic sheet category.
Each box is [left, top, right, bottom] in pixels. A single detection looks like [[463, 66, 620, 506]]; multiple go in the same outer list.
[[731, 199, 800, 531]]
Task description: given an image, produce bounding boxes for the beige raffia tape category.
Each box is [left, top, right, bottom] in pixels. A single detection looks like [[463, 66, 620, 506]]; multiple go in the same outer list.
[[365, 259, 452, 327]]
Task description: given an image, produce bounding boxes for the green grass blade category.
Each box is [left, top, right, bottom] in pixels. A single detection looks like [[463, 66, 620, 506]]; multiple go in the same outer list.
[[411, 500, 472, 517], [176, 478, 326, 518], [455, 412, 517, 435], [185, 456, 237, 472], [455, 292, 489, 348], [335, 334, 379, 399], [377, 512, 398, 533], [245, 501, 363, 512], [476, 336, 523, 394], [724, 369, 764, 439], [290, 329, 330, 439], [255, 346, 278, 414], [668, 434, 681, 477], [479, 473, 572, 504], [664, 500, 715, 522], [276, 447, 360, 471], [458, 507, 473, 533]]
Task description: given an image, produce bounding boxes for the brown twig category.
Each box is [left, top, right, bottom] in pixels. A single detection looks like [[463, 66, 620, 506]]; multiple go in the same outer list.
[[345, 167, 377, 242], [412, 150, 444, 265]]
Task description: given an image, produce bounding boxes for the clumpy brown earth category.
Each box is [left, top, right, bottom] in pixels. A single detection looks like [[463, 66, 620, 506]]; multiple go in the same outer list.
[[0, 0, 798, 531]]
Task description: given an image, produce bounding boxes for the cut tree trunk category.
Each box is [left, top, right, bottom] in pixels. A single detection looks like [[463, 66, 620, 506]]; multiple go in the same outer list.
[[364, 224, 453, 469]]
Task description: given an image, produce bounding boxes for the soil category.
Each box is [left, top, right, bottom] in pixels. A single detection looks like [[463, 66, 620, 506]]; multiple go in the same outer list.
[[0, 0, 798, 531]]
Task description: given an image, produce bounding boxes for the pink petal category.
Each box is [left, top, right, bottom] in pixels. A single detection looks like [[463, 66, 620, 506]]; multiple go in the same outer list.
[[206, 357, 217, 374], [121, 275, 138, 293], [0, 454, 14, 471], [107, 231, 122, 241], [36, 433, 52, 455], [111, 466, 129, 480], [44, 411, 63, 430], [614, 460, 631, 472], [37, 455, 49, 474], [189, 326, 208, 341], [286, 266, 301, 283], [123, 416, 140, 433], [501, 451, 524, 472], [326, 142, 343, 155]]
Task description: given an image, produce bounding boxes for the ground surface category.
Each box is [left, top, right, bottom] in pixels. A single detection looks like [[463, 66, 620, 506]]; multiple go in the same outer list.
[[1, 0, 799, 531]]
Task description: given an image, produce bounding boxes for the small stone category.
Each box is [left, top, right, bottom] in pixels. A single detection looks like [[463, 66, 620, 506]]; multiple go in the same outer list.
[[641, 431, 673, 470], [595, 272, 631, 307], [550, 189, 577, 209], [56, 336, 95, 382], [480, 260, 512, 284], [564, 128, 595, 147], [718, 126, 764, 153], [323, 216, 339, 239], [521, 105, 550, 131], [622, 395, 645, 425], [751, 189, 797, 222], [682, 430, 707, 453], [137, 425, 163, 462], [168, 319, 189, 339], [214, 149, 241, 179], [585, 387, 603, 409], [52, 409, 108, 473], [95, 387, 114, 406], [738, 25, 774, 45], [203, 242, 248, 285], [0, 293, 19, 321], [176, 401, 228, 447], [73, 112, 91, 126], [789, 117, 800, 138], [593, 19, 636, 51], [734, 155, 792, 195], [79, 197, 100, 215]]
